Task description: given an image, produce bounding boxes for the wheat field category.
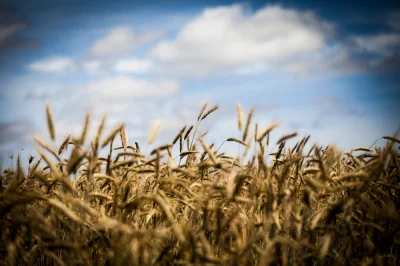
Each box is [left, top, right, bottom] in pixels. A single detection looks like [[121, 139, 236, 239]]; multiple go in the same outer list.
[[0, 104, 399, 265]]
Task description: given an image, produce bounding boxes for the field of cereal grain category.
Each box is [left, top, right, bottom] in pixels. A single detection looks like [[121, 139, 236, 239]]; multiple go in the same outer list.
[[1, 104, 399, 265]]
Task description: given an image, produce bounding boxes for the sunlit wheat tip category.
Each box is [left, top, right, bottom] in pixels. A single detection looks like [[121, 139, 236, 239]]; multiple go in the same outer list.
[[254, 123, 258, 141], [150, 144, 172, 155], [383, 136, 400, 144], [36, 147, 58, 177], [80, 113, 91, 146], [353, 147, 373, 153], [199, 138, 217, 163], [173, 125, 186, 145], [197, 102, 208, 121], [101, 123, 125, 148], [197, 130, 209, 140], [135, 141, 140, 153], [46, 104, 56, 141], [257, 122, 279, 142], [95, 115, 107, 145], [120, 127, 127, 151], [58, 135, 70, 155], [148, 120, 161, 144], [180, 151, 199, 158], [277, 132, 298, 144], [184, 125, 193, 140], [201, 104, 219, 120], [226, 138, 248, 147], [242, 107, 254, 142], [34, 136, 61, 162], [237, 103, 243, 131]]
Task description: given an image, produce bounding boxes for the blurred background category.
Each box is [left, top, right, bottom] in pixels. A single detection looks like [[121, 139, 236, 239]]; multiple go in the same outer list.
[[0, 0, 399, 167]]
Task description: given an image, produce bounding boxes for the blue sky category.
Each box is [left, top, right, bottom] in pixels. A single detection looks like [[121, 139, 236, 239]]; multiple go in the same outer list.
[[0, 0, 399, 167]]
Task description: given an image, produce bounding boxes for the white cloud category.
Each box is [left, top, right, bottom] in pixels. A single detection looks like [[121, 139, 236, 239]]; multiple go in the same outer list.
[[113, 58, 153, 73], [150, 4, 334, 76], [84, 75, 179, 99], [353, 33, 400, 57], [28, 57, 76, 73], [89, 25, 161, 59], [282, 45, 362, 76], [89, 26, 135, 58], [82, 60, 103, 74], [235, 63, 269, 75]]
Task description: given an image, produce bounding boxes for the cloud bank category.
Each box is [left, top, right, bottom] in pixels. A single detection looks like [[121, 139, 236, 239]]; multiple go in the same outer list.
[[150, 5, 335, 76], [28, 56, 76, 73]]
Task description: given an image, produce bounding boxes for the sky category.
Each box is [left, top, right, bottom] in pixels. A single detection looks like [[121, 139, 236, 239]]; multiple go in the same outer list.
[[0, 0, 399, 167]]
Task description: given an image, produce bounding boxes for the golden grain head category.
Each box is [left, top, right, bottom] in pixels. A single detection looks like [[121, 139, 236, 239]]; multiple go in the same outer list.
[[277, 132, 298, 144], [101, 123, 125, 148], [46, 104, 56, 141], [226, 138, 248, 147], [201, 104, 219, 120], [242, 106, 254, 142], [80, 113, 91, 146], [120, 126, 128, 151], [197, 102, 208, 121], [148, 120, 161, 144], [173, 125, 187, 145], [257, 122, 279, 142], [184, 125, 194, 140], [237, 103, 243, 131]]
